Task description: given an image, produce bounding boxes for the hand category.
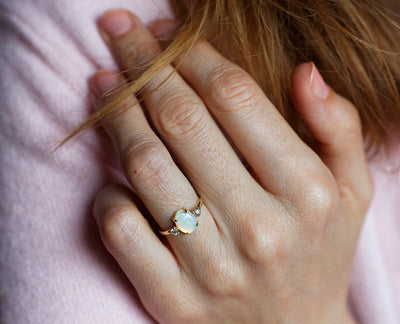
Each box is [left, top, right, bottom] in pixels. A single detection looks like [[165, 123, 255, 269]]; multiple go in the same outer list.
[[90, 10, 371, 324]]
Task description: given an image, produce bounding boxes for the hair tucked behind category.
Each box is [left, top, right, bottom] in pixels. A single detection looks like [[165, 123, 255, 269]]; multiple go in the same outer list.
[[63, 0, 400, 155]]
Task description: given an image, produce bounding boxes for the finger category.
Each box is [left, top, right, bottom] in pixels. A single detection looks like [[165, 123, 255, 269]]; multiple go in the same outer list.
[[97, 10, 272, 222], [148, 19, 178, 48], [93, 183, 182, 318], [90, 70, 220, 260], [291, 63, 373, 214], [174, 41, 324, 202]]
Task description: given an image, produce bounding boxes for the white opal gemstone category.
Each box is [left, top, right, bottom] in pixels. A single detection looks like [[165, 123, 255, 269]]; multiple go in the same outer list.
[[174, 210, 198, 234]]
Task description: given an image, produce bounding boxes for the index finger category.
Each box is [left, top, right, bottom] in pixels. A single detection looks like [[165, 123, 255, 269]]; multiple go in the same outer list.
[[176, 41, 325, 202]]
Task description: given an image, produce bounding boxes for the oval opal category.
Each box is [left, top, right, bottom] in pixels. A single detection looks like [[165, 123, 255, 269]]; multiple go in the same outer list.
[[174, 210, 197, 234]]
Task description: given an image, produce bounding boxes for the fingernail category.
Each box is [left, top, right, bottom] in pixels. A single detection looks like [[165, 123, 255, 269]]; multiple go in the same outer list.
[[90, 70, 119, 98], [149, 19, 177, 38], [98, 10, 133, 38], [309, 63, 329, 99]]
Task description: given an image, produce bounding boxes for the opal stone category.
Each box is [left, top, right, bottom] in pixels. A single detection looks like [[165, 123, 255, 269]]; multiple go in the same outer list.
[[174, 210, 198, 234]]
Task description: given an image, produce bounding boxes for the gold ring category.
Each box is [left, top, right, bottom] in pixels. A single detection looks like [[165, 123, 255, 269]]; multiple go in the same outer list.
[[160, 196, 203, 236]]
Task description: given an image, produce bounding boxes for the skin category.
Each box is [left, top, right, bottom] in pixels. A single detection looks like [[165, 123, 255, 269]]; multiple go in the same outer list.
[[90, 9, 372, 324]]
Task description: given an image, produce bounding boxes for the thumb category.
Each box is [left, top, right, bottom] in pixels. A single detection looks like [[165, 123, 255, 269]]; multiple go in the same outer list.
[[291, 63, 372, 215]]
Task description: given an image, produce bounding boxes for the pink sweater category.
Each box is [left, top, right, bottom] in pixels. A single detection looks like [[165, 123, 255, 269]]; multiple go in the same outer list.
[[0, 0, 398, 323]]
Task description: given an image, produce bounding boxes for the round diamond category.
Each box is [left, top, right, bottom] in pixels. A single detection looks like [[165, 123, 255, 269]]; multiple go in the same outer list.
[[174, 210, 198, 234], [169, 227, 179, 236], [192, 207, 201, 216]]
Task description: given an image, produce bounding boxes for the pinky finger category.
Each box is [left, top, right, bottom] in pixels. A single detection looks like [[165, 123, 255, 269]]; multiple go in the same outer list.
[[93, 183, 181, 317]]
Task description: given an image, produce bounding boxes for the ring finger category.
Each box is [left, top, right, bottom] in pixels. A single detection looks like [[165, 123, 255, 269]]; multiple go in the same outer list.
[[90, 70, 220, 264]]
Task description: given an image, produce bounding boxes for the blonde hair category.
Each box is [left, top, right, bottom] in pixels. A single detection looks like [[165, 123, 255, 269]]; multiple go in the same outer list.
[[62, 0, 400, 155]]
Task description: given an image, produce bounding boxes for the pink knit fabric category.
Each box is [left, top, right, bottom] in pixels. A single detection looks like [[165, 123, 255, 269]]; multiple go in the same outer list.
[[349, 147, 400, 324], [0, 0, 398, 323]]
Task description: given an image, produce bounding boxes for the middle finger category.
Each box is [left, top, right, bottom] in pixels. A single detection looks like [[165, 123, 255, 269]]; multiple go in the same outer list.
[[98, 10, 274, 223]]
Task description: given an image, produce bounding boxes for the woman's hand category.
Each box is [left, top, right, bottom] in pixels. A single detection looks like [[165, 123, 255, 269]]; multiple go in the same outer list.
[[90, 9, 372, 324]]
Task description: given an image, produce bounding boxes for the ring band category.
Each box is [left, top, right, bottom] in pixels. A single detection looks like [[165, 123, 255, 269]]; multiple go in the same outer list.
[[160, 196, 203, 236]]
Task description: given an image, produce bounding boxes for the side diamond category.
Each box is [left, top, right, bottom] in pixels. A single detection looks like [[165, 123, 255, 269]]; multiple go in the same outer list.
[[169, 227, 179, 236], [192, 207, 201, 216]]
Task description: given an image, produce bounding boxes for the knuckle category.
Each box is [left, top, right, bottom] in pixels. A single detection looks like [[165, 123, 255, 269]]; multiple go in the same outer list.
[[238, 217, 284, 266], [337, 100, 362, 139], [298, 170, 338, 216], [207, 66, 258, 112], [236, 215, 297, 288], [203, 258, 245, 298], [99, 204, 137, 250], [343, 110, 362, 138], [157, 94, 206, 140], [122, 140, 170, 187]]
